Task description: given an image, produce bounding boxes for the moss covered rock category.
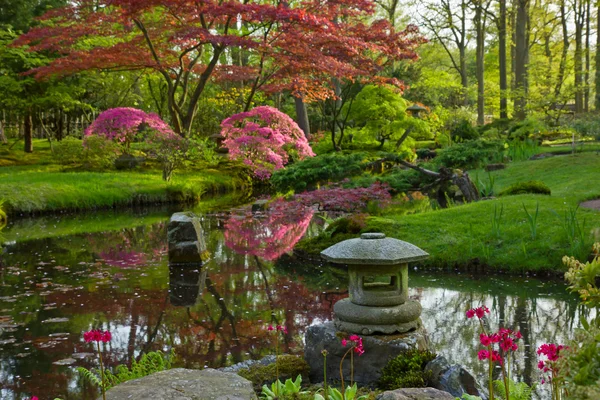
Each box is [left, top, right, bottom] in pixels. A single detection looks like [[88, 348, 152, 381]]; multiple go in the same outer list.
[[238, 355, 310, 391], [499, 180, 551, 196]]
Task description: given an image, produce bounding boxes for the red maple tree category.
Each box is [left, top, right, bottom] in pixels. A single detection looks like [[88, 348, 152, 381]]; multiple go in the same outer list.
[[17, 0, 424, 136]]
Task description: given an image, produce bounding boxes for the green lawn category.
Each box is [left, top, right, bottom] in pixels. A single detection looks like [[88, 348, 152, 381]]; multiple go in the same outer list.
[[0, 140, 250, 216], [302, 152, 600, 274]]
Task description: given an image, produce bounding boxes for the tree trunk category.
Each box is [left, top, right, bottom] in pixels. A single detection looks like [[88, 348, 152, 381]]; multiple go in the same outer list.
[[556, 0, 569, 97], [499, 0, 508, 119], [0, 120, 6, 145], [294, 96, 311, 138], [574, 0, 584, 113], [596, 0, 600, 109], [57, 110, 64, 141], [514, 0, 530, 120], [584, 0, 591, 112], [475, 1, 485, 125], [460, 0, 469, 105], [24, 112, 33, 153]]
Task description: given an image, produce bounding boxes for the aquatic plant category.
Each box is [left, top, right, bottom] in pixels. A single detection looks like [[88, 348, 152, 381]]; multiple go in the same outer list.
[[78, 329, 112, 400]]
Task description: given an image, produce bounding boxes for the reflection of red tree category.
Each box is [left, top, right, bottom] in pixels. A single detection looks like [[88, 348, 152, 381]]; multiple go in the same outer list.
[[224, 201, 313, 260]]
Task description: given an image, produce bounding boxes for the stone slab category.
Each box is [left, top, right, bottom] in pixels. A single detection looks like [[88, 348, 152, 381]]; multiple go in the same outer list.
[[377, 388, 456, 400], [102, 368, 257, 400]]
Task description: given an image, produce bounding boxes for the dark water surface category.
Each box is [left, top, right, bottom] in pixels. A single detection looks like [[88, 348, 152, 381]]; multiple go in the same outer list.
[[0, 206, 589, 399]]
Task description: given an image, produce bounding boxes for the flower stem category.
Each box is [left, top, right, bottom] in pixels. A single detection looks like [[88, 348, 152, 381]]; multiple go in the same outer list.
[[275, 334, 280, 397], [350, 349, 354, 387], [500, 361, 509, 400], [339, 348, 352, 398], [323, 354, 328, 399], [97, 341, 106, 400], [488, 348, 494, 400]]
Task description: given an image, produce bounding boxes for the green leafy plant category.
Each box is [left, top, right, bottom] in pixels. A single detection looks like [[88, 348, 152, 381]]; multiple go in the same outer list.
[[103, 350, 174, 389], [558, 206, 589, 258], [522, 202, 540, 240], [378, 349, 437, 390], [492, 379, 535, 400], [491, 204, 504, 239], [261, 375, 307, 400], [314, 384, 369, 400], [0, 199, 6, 231], [476, 172, 496, 197], [498, 181, 551, 196]]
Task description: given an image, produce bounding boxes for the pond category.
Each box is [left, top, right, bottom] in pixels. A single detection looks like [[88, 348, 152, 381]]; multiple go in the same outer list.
[[0, 204, 589, 399]]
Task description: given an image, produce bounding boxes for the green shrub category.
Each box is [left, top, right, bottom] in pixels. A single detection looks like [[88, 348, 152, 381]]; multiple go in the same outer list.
[[435, 140, 504, 169], [449, 118, 479, 142], [326, 214, 368, 237], [498, 181, 551, 196], [414, 140, 437, 149], [54, 136, 119, 169], [378, 349, 437, 390], [270, 153, 367, 192], [507, 117, 547, 141]]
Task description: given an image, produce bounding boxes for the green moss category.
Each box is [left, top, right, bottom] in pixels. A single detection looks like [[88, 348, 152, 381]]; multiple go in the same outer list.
[[499, 180, 551, 196], [378, 349, 437, 390], [238, 355, 310, 391]]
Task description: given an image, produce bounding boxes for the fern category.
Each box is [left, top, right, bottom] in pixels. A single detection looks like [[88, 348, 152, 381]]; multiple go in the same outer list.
[[77, 366, 105, 388], [103, 350, 174, 389], [493, 379, 535, 400]]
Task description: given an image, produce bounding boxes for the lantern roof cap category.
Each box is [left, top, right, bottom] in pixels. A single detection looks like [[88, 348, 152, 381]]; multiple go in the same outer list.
[[320, 233, 429, 265]]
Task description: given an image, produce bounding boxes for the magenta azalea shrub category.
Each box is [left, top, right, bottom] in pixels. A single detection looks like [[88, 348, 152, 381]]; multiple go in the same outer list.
[[85, 107, 175, 151], [220, 106, 315, 179]]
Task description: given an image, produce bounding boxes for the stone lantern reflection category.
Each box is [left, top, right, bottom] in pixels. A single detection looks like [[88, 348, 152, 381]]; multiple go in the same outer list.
[[321, 232, 429, 335]]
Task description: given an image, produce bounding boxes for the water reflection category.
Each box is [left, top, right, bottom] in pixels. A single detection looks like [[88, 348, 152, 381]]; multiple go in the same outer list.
[[0, 209, 590, 400]]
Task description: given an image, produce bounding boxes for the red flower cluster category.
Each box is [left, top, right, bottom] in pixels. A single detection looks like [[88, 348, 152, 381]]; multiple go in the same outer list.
[[478, 349, 503, 364], [267, 324, 288, 334], [341, 334, 365, 355], [83, 329, 112, 343], [537, 343, 566, 383], [479, 329, 522, 352], [466, 305, 490, 319]]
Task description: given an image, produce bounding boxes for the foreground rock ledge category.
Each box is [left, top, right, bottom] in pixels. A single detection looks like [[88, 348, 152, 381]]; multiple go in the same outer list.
[[377, 387, 455, 400], [101, 368, 257, 400]]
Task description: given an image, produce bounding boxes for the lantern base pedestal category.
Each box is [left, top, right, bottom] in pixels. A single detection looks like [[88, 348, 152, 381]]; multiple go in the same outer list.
[[333, 298, 422, 335], [304, 321, 429, 386]]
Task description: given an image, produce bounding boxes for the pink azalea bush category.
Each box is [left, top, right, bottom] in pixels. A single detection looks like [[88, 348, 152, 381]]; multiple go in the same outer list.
[[220, 106, 315, 179], [85, 107, 175, 151]]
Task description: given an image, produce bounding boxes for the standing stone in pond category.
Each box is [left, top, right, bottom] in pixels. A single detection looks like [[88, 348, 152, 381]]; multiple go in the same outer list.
[[321, 232, 429, 335], [167, 212, 208, 266]]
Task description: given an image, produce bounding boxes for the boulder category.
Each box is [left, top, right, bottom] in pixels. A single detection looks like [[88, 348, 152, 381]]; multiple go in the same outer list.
[[304, 321, 429, 386], [102, 368, 257, 400], [425, 356, 487, 400], [167, 212, 207, 266], [251, 200, 269, 212], [377, 388, 456, 400], [114, 153, 144, 170], [484, 163, 506, 172]]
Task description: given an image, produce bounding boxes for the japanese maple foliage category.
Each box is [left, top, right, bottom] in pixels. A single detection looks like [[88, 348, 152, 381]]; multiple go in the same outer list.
[[16, 0, 424, 135], [220, 106, 315, 180]]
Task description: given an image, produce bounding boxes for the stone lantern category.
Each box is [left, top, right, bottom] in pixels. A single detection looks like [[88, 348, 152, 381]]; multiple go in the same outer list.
[[321, 232, 429, 335], [406, 104, 428, 119]]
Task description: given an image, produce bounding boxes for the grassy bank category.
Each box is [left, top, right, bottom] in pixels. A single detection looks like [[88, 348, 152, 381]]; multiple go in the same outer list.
[[299, 152, 600, 274], [0, 140, 251, 216]]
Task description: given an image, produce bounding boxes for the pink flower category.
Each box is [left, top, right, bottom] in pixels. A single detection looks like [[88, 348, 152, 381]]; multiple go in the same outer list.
[[276, 325, 288, 334], [478, 350, 489, 360], [341, 338, 348, 346], [31, 397, 39, 400], [480, 333, 492, 347], [84, 329, 111, 343], [466, 305, 489, 320], [267, 325, 274, 331], [537, 361, 545, 370]]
